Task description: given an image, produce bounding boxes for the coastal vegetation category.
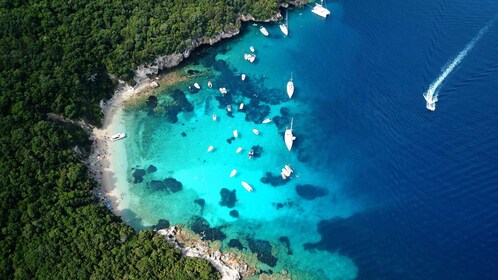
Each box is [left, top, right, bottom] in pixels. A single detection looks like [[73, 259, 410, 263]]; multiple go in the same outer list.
[[0, 0, 283, 278]]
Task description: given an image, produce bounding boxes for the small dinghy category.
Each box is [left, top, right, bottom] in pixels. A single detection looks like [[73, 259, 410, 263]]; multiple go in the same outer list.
[[236, 147, 243, 153], [212, 114, 217, 121], [207, 145, 214, 152]]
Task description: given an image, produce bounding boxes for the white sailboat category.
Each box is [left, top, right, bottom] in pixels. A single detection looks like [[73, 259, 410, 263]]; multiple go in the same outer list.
[[260, 26, 269, 36], [287, 72, 294, 99], [279, 12, 289, 36], [311, 0, 331, 18], [284, 118, 296, 151]]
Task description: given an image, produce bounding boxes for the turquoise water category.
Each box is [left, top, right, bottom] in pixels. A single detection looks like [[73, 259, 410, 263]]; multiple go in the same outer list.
[[113, 1, 498, 279]]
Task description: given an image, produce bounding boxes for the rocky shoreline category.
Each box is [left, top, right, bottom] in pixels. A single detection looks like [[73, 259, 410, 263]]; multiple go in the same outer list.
[[158, 226, 257, 280]]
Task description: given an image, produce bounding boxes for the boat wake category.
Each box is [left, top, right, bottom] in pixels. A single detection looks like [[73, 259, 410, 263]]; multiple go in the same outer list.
[[423, 17, 496, 111]]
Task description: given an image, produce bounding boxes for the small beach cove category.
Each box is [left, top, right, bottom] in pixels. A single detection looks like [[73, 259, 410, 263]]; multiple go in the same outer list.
[[90, 7, 362, 280]]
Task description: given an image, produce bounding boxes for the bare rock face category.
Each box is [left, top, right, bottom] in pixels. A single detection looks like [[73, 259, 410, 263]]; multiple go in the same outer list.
[[158, 226, 255, 280]]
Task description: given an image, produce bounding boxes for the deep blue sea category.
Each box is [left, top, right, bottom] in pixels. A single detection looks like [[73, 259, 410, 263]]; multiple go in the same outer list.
[[112, 0, 498, 279]]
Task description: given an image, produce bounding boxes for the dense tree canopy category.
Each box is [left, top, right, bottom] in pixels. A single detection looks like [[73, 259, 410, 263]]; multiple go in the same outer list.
[[0, 0, 283, 278]]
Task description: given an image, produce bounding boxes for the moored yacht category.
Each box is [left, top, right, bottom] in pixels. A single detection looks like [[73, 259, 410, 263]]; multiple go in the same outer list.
[[262, 118, 272, 124], [241, 181, 254, 192], [287, 72, 294, 99], [230, 169, 237, 177], [193, 82, 200, 89], [279, 12, 289, 36], [260, 26, 269, 36], [311, 0, 331, 18], [284, 118, 296, 151]]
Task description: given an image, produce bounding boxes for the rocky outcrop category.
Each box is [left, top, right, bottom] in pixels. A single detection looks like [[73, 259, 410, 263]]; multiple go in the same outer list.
[[158, 226, 255, 280]]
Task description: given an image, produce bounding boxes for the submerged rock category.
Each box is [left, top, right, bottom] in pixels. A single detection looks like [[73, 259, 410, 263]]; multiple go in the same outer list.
[[248, 238, 278, 267], [279, 236, 293, 255], [164, 177, 183, 193], [181, 132, 187, 137], [220, 188, 237, 208], [228, 239, 244, 250], [164, 89, 194, 123], [194, 198, 205, 208], [187, 69, 201, 76], [295, 184, 328, 200], [153, 219, 170, 230], [229, 209, 239, 218], [146, 165, 157, 173], [132, 169, 146, 183], [250, 145, 263, 158], [261, 172, 290, 187], [190, 216, 226, 241], [146, 95, 158, 110]]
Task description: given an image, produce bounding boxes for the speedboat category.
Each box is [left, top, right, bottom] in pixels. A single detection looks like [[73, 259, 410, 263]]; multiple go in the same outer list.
[[241, 74, 246, 81], [284, 118, 296, 151], [311, 0, 331, 18], [207, 81, 213, 88], [260, 26, 269, 36], [239, 103, 244, 110], [250, 46, 255, 52], [287, 72, 294, 99], [207, 145, 214, 152], [252, 129, 259, 135], [193, 82, 200, 89], [241, 181, 254, 192], [233, 130, 238, 138], [111, 133, 126, 141], [212, 114, 217, 121], [262, 118, 272, 124], [230, 169, 237, 177]]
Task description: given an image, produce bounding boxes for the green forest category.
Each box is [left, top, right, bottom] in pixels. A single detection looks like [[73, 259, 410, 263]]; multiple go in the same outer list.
[[0, 0, 284, 278]]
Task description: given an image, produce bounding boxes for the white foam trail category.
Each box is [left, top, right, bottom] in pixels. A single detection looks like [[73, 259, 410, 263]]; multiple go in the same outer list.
[[423, 19, 495, 111]]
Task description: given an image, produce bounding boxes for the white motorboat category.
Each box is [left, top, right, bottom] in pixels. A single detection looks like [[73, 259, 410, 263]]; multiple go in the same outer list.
[[241, 181, 254, 192], [241, 74, 246, 81], [244, 53, 256, 63], [207, 145, 214, 152], [236, 147, 243, 153], [239, 103, 244, 110], [233, 130, 238, 138], [287, 72, 294, 99], [212, 114, 217, 121], [260, 26, 269, 36], [207, 81, 213, 88], [111, 133, 126, 141], [252, 129, 259, 135], [279, 12, 289, 36], [250, 46, 255, 52], [194, 82, 200, 89], [284, 165, 293, 174], [284, 118, 296, 151], [262, 118, 272, 124], [311, 0, 331, 18], [219, 87, 227, 95], [230, 169, 237, 177], [281, 171, 288, 180], [227, 104, 232, 112], [281, 167, 291, 178]]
